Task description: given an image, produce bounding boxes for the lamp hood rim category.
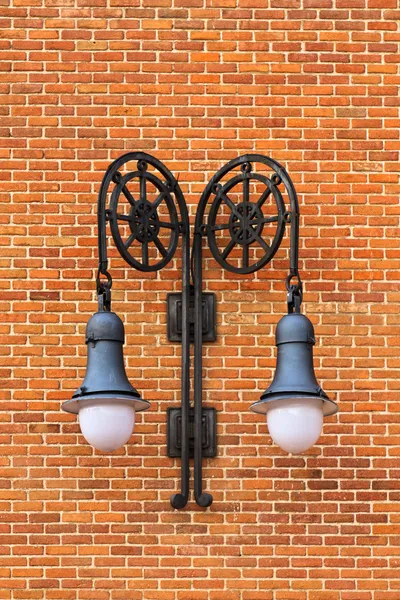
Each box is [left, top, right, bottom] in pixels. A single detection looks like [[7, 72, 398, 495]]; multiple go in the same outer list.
[[250, 393, 338, 417], [62, 394, 150, 415]]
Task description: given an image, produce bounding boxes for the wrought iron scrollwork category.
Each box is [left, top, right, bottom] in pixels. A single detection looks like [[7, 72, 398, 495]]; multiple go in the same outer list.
[[107, 159, 180, 273], [206, 161, 286, 274]]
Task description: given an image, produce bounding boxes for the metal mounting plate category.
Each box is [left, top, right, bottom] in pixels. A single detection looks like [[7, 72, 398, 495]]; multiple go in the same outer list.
[[167, 407, 217, 458], [167, 292, 216, 343]]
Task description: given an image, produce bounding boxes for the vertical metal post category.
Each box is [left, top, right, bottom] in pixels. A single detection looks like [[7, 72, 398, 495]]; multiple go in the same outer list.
[[193, 231, 213, 508], [170, 217, 191, 509]]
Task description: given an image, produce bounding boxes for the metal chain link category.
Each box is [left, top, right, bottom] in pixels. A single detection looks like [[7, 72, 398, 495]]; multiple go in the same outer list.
[[96, 265, 112, 312], [286, 272, 302, 314]]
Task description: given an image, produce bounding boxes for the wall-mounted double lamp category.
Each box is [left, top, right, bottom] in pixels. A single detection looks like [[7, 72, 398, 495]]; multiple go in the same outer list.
[[62, 153, 338, 509]]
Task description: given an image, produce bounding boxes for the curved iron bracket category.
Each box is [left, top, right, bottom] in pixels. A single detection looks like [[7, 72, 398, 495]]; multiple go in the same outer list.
[[97, 152, 191, 510], [192, 154, 302, 507]]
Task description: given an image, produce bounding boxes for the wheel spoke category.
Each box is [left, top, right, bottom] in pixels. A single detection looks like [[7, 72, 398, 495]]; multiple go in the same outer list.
[[153, 191, 166, 209], [125, 233, 136, 249], [116, 213, 133, 222], [154, 236, 167, 258], [261, 215, 279, 224], [159, 221, 176, 230], [243, 177, 250, 204], [220, 192, 241, 220], [256, 187, 271, 209], [221, 238, 236, 260], [256, 235, 270, 253], [249, 215, 279, 227], [121, 185, 136, 207], [140, 174, 147, 203], [142, 240, 149, 265], [243, 243, 249, 268], [242, 178, 250, 254], [210, 223, 231, 231]]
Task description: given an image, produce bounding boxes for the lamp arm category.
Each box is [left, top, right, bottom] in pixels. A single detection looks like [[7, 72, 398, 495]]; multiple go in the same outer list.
[[96, 152, 191, 509], [282, 171, 302, 314], [192, 184, 218, 509], [192, 229, 213, 508], [170, 208, 191, 510], [192, 154, 303, 507], [97, 152, 153, 273], [244, 155, 302, 305], [96, 160, 117, 311]]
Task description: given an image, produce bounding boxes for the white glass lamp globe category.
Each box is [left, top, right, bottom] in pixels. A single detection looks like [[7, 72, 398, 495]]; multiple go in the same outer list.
[[266, 397, 324, 454], [78, 398, 136, 453]]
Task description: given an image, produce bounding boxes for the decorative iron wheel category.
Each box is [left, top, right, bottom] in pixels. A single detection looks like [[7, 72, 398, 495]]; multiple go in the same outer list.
[[108, 159, 180, 272], [207, 162, 286, 274]]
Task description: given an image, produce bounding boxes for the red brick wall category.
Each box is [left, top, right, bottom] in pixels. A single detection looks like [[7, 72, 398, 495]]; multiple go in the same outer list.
[[2, 1, 400, 598]]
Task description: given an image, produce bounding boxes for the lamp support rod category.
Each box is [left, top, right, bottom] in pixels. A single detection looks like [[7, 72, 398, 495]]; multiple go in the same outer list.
[[96, 152, 191, 509], [191, 153, 302, 507]]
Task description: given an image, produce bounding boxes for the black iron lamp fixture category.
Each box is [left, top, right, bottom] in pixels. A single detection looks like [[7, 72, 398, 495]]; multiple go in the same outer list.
[[62, 152, 338, 509]]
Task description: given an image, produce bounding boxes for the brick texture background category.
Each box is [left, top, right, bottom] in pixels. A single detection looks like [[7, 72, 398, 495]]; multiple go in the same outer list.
[[1, 0, 400, 598]]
